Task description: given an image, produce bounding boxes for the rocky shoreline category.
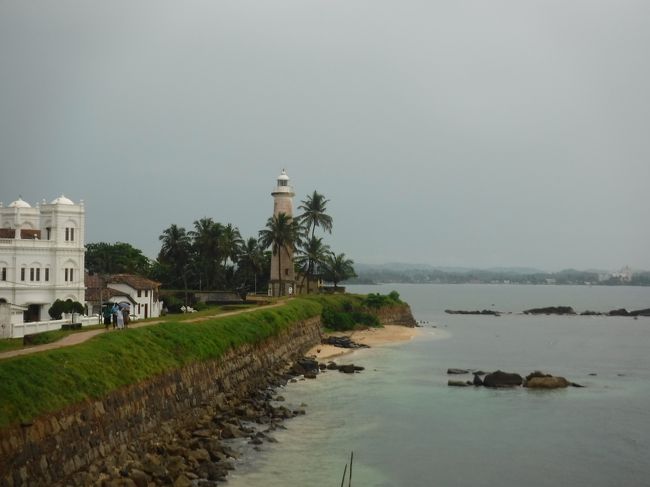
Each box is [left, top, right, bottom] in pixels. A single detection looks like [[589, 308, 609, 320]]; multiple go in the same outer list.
[[83, 355, 363, 487]]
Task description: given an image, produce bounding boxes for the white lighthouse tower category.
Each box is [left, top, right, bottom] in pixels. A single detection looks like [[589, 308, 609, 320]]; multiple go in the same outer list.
[[269, 169, 296, 297]]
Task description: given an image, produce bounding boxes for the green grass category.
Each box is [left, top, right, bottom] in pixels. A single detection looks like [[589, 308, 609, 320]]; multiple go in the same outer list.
[[0, 338, 23, 353], [0, 294, 405, 429], [0, 298, 322, 429]]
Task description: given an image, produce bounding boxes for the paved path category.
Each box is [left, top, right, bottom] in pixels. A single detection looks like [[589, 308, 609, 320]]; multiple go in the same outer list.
[[0, 302, 286, 361]]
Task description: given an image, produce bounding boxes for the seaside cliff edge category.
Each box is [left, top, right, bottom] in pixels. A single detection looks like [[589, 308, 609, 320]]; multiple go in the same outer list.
[[0, 295, 416, 485]]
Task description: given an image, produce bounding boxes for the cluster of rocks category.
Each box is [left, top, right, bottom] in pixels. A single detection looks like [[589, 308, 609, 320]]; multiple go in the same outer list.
[[445, 309, 502, 316], [447, 369, 584, 389], [289, 357, 365, 376], [526, 306, 650, 316], [80, 355, 364, 487], [322, 336, 370, 349]]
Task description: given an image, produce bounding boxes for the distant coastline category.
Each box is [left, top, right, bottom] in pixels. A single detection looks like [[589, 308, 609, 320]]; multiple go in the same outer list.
[[350, 264, 650, 287]]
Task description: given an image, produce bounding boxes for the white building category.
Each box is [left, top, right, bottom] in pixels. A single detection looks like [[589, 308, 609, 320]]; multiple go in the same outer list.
[[0, 195, 85, 324], [85, 273, 163, 320]]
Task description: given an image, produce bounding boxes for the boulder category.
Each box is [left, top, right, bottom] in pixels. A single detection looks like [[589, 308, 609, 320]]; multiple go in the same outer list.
[[472, 374, 483, 386], [483, 370, 523, 388], [608, 308, 629, 317], [524, 306, 575, 315], [448, 380, 469, 387], [525, 370, 551, 381], [630, 308, 650, 317], [338, 364, 356, 374], [525, 376, 570, 389], [447, 368, 469, 375]]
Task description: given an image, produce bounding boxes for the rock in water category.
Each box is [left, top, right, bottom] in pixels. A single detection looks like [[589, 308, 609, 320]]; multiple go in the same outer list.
[[473, 373, 483, 386], [525, 376, 570, 389], [448, 380, 469, 387], [447, 368, 469, 375], [523, 306, 575, 315], [483, 370, 523, 388]]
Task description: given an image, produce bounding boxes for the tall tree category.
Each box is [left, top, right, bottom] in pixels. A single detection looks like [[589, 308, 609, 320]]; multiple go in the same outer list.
[[220, 223, 244, 267], [158, 224, 192, 301], [237, 237, 265, 294], [296, 236, 330, 294], [86, 242, 151, 275], [258, 213, 301, 296], [189, 217, 224, 290], [297, 191, 333, 238], [322, 252, 357, 290]]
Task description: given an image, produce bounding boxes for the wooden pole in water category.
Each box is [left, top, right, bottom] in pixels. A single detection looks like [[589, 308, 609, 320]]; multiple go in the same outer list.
[[340, 464, 348, 487], [348, 451, 353, 487]]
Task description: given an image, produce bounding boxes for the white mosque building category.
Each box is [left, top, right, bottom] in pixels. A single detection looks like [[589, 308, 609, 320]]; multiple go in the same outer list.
[[0, 195, 85, 336]]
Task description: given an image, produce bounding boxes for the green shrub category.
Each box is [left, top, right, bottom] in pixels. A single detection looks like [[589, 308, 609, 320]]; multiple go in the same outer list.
[[322, 308, 355, 331], [164, 295, 184, 313], [363, 291, 402, 309]]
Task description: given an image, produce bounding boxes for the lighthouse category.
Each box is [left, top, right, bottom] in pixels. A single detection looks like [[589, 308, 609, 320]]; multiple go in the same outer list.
[[269, 169, 296, 297]]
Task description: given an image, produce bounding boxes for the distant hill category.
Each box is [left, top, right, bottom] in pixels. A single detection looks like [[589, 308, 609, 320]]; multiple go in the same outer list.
[[349, 263, 650, 286]]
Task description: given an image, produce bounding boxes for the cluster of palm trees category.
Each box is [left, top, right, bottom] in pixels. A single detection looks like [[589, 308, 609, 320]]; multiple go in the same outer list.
[[155, 190, 356, 297]]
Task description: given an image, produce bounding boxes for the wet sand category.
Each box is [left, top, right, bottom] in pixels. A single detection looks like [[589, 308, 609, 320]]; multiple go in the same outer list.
[[307, 325, 422, 360]]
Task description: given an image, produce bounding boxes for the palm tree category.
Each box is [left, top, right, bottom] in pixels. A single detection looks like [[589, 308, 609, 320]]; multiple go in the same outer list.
[[220, 223, 244, 268], [158, 224, 192, 302], [296, 236, 330, 294], [237, 237, 265, 294], [258, 213, 301, 296], [322, 252, 357, 290], [189, 217, 223, 289], [297, 191, 333, 238]]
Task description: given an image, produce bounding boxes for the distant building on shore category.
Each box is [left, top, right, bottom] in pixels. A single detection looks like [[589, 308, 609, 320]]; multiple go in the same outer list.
[[0, 195, 85, 330], [269, 169, 296, 297]]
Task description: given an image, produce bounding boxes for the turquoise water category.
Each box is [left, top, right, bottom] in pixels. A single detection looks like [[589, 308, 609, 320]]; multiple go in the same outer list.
[[226, 284, 650, 487]]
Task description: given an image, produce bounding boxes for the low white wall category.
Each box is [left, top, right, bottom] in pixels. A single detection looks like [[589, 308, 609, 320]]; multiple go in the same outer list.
[[11, 315, 100, 338]]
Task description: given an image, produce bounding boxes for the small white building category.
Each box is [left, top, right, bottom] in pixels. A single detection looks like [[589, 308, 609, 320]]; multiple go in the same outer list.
[[86, 273, 163, 320], [0, 196, 86, 327]]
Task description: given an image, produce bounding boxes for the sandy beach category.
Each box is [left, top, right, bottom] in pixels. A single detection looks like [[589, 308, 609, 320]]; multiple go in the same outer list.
[[307, 324, 422, 360]]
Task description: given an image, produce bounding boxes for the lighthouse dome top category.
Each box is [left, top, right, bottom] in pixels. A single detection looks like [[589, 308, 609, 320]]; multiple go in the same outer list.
[[272, 168, 295, 196], [9, 197, 31, 208], [50, 195, 74, 205]]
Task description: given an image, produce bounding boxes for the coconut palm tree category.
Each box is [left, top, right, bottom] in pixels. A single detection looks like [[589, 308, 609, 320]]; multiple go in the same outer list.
[[258, 213, 301, 296], [220, 223, 244, 267], [189, 217, 224, 289], [158, 224, 192, 301], [322, 252, 357, 290], [296, 236, 331, 294], [297, 191, 333, 238], [237, 237, 265, 294]]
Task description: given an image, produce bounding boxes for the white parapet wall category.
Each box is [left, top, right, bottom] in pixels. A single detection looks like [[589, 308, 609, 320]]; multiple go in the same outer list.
[[10, 314, 100, 338]]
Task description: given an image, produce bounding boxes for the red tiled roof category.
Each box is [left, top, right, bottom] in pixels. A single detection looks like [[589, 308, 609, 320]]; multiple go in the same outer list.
[[107, 274, 161, 290], [85, 287, 133, 304]]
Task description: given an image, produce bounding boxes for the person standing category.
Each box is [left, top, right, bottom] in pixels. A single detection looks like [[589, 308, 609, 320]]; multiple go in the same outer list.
[[111, 303, 120, 329], [122, 307, 130, 328], [103, 306, 112, 330], [116, 306, 124, 329]]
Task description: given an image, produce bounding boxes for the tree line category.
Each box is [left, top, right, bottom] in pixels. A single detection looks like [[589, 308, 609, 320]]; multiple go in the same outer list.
[[85, 191, 356, 297]]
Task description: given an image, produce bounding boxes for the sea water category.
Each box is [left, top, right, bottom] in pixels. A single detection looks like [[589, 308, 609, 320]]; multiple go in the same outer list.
[[226, 284, 650, 487]]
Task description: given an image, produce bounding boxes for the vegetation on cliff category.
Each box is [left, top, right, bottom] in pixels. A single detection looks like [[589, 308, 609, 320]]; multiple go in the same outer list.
[[0, 294, 408, 429], [0, 299, 318, 429]]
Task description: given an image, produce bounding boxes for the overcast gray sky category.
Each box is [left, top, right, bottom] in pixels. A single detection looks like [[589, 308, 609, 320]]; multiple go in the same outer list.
[[1, 1, 648, 271]]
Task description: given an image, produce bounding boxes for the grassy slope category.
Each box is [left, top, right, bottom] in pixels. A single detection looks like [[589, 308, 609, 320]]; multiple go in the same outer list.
[[0, 294, 402, 430], [0, 299, 321, 430]]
